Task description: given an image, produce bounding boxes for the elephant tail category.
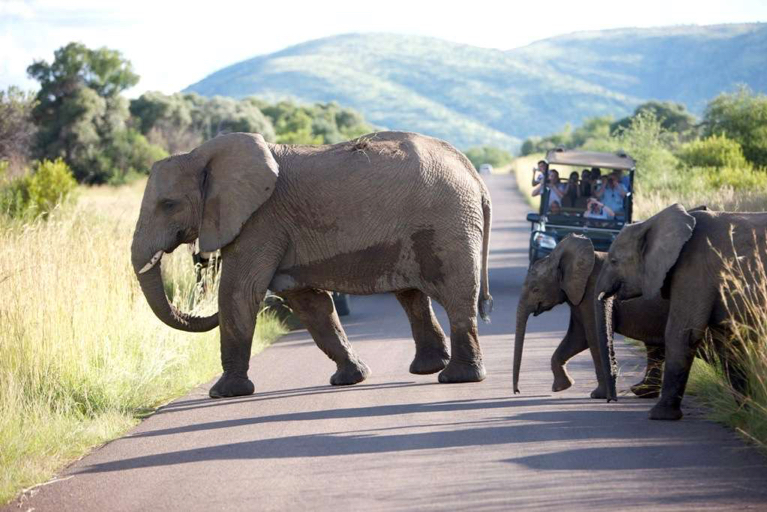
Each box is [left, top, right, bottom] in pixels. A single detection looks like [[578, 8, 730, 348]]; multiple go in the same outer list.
[[478, 194, 493, 323]]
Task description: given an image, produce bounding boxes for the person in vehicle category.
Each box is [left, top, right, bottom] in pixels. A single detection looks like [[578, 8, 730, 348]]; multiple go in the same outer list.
[[531, 160, 548, 186], [532, 168, 566, 208], [549, 200, 563, 216], [614, 168, 631, 191], [562, 171, 581, 207], [579, 169, 592, 197], [583, 197, 615, 219], [594, 171, 626, 215]]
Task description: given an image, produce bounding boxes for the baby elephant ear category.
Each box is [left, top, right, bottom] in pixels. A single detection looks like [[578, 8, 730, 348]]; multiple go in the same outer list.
[[194, 133, 279, 252], [640, 203, 696, 298], [554, 235, 596, 305]]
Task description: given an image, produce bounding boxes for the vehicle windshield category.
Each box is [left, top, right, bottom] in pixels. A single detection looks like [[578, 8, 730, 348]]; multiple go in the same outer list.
[[538, 164, 633, 225]]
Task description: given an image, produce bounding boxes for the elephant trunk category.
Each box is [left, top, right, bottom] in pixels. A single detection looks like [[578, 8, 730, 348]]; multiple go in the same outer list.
[[132, 243, 219, 333], [595, 294, 618, 401], [513, 298, 531, 394]]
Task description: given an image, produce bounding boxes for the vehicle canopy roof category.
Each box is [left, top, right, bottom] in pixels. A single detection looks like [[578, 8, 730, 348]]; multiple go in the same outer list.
[[545, 148, 636, 171]]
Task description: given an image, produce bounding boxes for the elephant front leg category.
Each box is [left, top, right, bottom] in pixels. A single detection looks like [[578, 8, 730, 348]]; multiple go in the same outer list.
[[551, 317, 588, 394], [209, 281, 261, 399], [631, 344, 664, 398], [285, 288, 370, 386], [650, 316, 704, 420], [395, 289, 450, 375]]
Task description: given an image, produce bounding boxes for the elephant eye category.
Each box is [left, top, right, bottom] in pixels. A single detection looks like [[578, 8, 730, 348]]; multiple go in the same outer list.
[[160, 199, 178, 211], [610, 258, 619, 265]]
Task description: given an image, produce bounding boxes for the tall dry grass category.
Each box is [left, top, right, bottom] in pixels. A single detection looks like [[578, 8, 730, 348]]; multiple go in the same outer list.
[[0, 182, 286, 503], [687, 237, 767, 452]]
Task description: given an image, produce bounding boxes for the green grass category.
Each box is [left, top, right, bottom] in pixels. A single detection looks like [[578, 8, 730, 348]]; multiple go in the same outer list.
[[0, 182, 287, 504]]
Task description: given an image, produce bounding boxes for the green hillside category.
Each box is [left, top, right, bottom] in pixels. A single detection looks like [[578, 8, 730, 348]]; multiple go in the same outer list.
[[185, 24, 767, 151]]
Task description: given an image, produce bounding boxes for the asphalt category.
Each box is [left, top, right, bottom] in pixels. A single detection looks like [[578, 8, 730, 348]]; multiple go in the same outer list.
[[9, 174, 767, 511]]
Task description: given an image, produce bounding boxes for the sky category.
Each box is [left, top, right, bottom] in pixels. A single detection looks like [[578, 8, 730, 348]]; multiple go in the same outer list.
[[1, 0, 766, 97]]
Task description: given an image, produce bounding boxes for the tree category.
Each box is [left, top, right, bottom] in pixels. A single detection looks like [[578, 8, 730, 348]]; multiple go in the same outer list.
[[0, 87, 37, 172], [704, 86, 767, 167], [27, 42, 160, 183], [611, 101, 697, 138]]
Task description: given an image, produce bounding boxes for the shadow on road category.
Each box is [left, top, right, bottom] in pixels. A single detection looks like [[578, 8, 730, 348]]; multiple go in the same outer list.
[[80, 396, 758, 478]]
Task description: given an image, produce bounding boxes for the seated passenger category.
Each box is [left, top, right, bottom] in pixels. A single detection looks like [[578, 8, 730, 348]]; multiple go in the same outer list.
[[562, 171, 580, 207], [614, 168, 631, 191], [532, 168, 566, 208], [594, 171, 626, 215], [579, 169, 592, 197], [549, 200, 563, 216], [584, 198, 615, 220]]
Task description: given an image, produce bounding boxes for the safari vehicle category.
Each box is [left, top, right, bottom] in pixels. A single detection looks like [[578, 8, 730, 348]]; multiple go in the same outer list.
[[527, 148, 636, 263]]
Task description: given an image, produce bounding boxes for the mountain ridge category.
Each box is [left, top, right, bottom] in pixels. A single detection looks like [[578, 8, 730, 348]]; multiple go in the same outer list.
[[185, 24, 767, 150]]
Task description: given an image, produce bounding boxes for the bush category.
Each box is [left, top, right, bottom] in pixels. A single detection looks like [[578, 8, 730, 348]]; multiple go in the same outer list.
[[679, 134, 749, 169], [27, 159, 77, 215], [0, 159, 77, 218]]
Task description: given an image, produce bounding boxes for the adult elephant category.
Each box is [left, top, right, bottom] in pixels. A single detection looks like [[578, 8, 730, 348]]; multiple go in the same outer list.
[[131, 132, 493, 398], [595, 204, 767, 420], [513, 235, 667, 399]]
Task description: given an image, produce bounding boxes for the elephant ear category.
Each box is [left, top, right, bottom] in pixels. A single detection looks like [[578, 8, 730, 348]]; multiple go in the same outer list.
[[554, 235, 595, 305], [639, 203, 696, 298], [193, 133, 279, 252]]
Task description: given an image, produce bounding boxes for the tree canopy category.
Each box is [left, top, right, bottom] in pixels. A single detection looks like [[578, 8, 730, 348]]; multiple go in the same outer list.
[[704, 86, 767, 167]]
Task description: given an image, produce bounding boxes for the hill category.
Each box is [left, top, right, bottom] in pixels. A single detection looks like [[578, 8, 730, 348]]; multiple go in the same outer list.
[[185, 24, 767, 151]]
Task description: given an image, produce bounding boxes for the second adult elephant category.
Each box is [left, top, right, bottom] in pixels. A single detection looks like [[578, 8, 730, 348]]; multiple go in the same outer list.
[[131, 131, 493, 398], [595, 204, 767, 420], [513, 235, 668, 399]]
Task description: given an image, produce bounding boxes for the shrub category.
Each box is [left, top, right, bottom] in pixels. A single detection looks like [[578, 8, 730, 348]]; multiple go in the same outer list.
[[679, 134, 749, 169], [27, 159, 77, 215], [703, 165, 767, 191], [0, 159, 77, 218]]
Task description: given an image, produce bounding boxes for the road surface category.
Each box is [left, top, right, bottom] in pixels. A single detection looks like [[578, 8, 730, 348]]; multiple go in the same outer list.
[[10, 174, 767, 511]]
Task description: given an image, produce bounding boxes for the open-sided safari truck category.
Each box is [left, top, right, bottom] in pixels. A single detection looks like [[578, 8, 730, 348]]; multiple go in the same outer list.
[[527, 148, 636, 263]]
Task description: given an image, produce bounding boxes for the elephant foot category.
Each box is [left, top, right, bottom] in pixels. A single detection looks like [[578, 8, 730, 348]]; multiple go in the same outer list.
[[649, 403, 683, 421], [590, 385, 607, 399], [330, 360, 370, 386], [552, 373, 574, 392], [410, 348, 450, 375], [209, 372, 255, 399], [438, 360, 486, 383], [631, 382, 661, 399]]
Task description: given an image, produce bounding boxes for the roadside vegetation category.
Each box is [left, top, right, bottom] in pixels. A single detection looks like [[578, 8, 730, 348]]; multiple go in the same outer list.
[[515, 89, 767, 451]]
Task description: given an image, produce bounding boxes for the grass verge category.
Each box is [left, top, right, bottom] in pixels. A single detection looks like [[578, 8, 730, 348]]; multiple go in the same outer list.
[[0, 183, 287, 504], [510, 154, 543, 210]]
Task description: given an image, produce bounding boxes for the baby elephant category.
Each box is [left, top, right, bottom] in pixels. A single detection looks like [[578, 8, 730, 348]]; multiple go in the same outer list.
[[513, 234, 668, 399]]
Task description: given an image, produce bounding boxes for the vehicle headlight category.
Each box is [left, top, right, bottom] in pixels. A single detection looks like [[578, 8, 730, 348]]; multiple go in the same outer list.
[[533, 233, 557, 250]]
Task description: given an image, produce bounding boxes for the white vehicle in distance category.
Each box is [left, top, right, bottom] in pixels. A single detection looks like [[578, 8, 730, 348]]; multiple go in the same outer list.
[[478, 163, 493, 175]]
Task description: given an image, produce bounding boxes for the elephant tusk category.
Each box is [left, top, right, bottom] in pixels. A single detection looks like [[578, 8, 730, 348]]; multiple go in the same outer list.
[[139, 251, 164, 274], [597, 291, 605, 301]]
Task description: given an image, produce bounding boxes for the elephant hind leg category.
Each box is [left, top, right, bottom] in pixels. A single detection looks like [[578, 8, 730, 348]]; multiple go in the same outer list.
[[284, 288, 370, 386], [437, 301, 486, 384], [395, 289, 450, 375]]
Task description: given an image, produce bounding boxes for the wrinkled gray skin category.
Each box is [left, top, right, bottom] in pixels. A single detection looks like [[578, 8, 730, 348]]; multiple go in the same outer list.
[[513, 235, 668, 399], [131, 132, 492, 398], [595, 204, 767, 420]]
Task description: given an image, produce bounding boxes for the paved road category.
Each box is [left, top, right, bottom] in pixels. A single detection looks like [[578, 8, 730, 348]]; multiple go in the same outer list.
[[10, 175, 767, 511]]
